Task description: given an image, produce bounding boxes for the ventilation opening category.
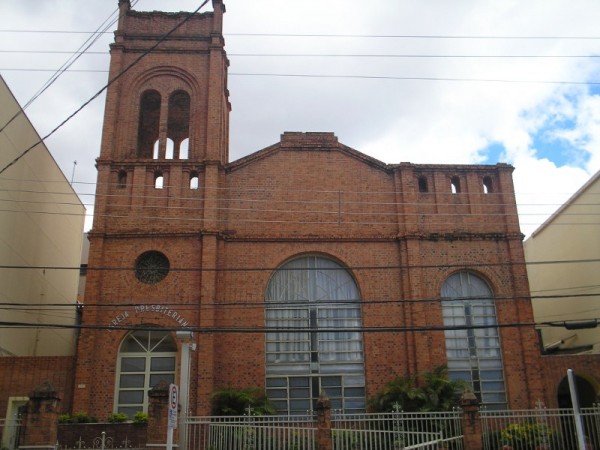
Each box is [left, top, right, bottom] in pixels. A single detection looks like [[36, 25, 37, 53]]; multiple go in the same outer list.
[[418, 176, 428, 193]]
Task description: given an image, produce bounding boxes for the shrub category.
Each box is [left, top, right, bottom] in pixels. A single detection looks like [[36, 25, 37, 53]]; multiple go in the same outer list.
[[368, 365, 465, 413], [59, 412, 98, 424], [133, 412, 149, 424], [211, 386, 276, 416], [107, 412, 128, 423], [500, 423, 554, 449]]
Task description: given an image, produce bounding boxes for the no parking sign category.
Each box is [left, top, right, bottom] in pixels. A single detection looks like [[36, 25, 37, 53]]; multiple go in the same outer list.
[[168, 384, 178, 429]]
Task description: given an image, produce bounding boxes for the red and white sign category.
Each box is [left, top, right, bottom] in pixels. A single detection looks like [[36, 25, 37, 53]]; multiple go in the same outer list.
[[168, 384, 178, 429]]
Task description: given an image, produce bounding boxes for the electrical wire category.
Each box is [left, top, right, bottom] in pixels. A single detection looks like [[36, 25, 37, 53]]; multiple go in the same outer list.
[[5, 50, 600, 59], [0, 1, 141, 134], [3, 30, 600, 39], [0, 258, 599, 273], [0, 318, 595, 332], [3, 68, 600, 86], [0, 0, 210, 177]]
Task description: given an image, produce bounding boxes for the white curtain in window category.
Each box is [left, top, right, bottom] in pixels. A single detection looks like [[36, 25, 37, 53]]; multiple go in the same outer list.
[[441, 271, 507, 409]]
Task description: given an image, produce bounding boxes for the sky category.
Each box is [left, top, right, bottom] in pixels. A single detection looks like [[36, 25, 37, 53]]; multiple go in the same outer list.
[[1, 0, 600, 236]]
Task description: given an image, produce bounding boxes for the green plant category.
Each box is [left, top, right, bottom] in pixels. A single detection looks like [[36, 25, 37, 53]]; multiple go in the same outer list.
[[58, 412, 98, 424], [368, 365, 465, 413], [132, 412, 149, 424], [211, 386, 276, 416], [500, 423, 554, 449], [58, 414, 71, 424], [107, 412, 128, 423]]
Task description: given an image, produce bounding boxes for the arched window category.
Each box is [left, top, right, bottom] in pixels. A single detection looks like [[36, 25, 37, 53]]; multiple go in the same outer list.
[[137, 90, 161, 158], [451, 176, 461, 194], [165, 138, 175, 160], [180, 138, 190, 160], [189, 171, 199, 190], [418, 176, 429, 193], [483, 176, 493, 194], [118, 170, 127, 189], [154, 172, 164, 189], [265, 255, 365, 415], [441, 271, 507, 409], [115, 329, 177, 417], [168, 91, 190, 159]]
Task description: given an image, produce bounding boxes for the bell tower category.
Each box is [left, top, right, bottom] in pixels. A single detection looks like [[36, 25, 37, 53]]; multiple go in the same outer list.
[[94, 0, 229, 234], [73, 0, 229, 417]]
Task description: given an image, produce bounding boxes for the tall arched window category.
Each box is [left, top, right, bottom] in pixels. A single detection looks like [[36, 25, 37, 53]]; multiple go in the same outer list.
[[451, 176, 461, 194], [265, 255, 365, 415], [441, 271, 507, 409], [137, 90, 161, 158], [115, 329, 177, 417], [168, 90, 190, 159]]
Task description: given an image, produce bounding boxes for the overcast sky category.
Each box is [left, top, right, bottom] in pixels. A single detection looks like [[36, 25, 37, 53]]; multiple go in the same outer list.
[[2, 0, 600, 236]]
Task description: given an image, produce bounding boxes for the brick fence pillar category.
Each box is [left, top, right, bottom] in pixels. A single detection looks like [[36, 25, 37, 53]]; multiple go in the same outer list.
[[460, 391, 482, 450], [315, 392, 332, 450], [147, 380, 170, 450], [20, 381, 60, 450]]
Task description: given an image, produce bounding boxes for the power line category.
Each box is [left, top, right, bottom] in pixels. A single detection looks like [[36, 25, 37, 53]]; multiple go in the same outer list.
[[5, 50, 600, 59], [1, 290, 599, 311], [3, 30, 600, 39], [0, 318, 595, 332], [0, 1, 136, 134], [0, 0, 210, 176], [1, 258, 599, 273], [4, 68, 600, 86]]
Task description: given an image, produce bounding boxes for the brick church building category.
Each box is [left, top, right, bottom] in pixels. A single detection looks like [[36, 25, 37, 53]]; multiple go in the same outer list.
[[71, 0, 549, 419]]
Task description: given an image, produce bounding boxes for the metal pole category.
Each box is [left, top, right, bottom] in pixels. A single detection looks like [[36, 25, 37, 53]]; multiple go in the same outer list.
[[176, 331, 194, 450], [568, 369, 587, 450]]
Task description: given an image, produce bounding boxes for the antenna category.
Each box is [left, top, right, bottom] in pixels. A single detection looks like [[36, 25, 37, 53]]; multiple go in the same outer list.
[[70, 160, 77, 185]]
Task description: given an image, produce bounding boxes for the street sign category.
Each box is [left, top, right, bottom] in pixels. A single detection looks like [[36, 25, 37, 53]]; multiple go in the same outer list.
[[168, 384, 178, 429]]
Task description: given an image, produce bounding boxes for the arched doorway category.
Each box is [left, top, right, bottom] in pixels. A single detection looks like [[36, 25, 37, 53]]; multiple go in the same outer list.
[[557, 374, 598, 408]]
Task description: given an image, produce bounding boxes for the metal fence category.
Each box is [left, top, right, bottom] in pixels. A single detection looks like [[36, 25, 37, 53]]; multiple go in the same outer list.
[[183, 414, 316, 450], [181, 411, 463, 450], [332, 411, 463, 450], [481, 405, 600, 450], [0, 418, 22, 450]]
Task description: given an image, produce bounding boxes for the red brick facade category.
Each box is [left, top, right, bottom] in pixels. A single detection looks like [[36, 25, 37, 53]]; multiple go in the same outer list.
[[0, 356, 74, 415], [66, 0, 598, 420]]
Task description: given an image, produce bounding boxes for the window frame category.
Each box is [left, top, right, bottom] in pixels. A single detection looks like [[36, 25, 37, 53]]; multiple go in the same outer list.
[[114, 329, 177, 417], [265, 255, 366, 415]]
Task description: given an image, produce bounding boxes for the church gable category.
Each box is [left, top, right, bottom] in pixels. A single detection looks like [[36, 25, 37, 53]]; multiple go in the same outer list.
[[223, 132, 397, 238], [228, 131, 390, 174]]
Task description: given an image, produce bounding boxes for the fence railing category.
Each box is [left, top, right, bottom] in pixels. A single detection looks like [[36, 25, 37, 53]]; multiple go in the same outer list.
[[183, 414, 316, 450], [331, 411, 463, 450], [0, 418, 22, 450], [481, 405, 600, 450], [181, 411, 464, 450]]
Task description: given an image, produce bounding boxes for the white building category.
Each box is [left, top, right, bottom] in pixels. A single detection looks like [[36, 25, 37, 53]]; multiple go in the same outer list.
[[0, 75, 85, 356], [524, 170, 600, 354]]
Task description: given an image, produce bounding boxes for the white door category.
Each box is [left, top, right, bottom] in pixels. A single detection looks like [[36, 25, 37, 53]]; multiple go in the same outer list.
[[2, 397, 28, 450]]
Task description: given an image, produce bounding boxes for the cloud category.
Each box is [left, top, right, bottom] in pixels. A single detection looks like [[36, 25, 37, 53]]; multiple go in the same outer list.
[[2, 0, 600, 236]]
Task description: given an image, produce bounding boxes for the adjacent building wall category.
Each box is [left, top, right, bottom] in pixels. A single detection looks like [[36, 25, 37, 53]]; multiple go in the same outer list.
[[0, 76, 85, 356], [524, 171, 600, 354]]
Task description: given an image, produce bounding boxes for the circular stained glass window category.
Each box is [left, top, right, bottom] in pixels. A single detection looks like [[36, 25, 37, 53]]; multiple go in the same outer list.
[[135, 251, 170, 284]]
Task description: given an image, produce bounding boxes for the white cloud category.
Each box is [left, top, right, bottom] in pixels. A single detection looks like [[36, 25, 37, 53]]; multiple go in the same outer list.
[[2, 0, 600, 235]]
